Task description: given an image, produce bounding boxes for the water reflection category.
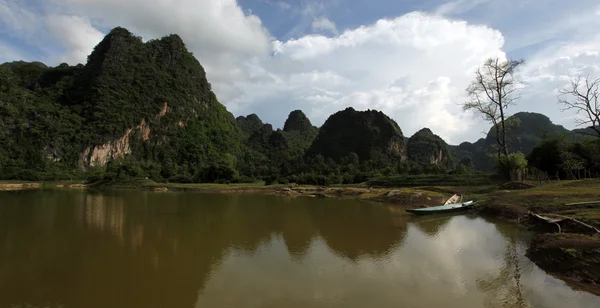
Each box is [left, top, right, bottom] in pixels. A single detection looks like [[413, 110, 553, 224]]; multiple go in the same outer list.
[[0, 190, 597, 308]]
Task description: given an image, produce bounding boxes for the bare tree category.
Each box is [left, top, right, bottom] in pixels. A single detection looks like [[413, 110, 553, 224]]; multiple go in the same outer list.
[[463, 58, 525, 156], [557, 75, 600, 138]]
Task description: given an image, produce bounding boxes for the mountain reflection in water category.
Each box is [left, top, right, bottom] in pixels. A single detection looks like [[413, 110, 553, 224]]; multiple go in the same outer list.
[[0, 190, 597, 308]]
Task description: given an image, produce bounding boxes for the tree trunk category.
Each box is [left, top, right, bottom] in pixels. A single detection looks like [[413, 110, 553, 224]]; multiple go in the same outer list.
[[499, 107, 509, 156]]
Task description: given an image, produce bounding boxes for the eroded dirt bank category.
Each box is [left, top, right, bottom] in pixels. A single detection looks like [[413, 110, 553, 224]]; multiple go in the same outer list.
[[475, 180, 600, 292]]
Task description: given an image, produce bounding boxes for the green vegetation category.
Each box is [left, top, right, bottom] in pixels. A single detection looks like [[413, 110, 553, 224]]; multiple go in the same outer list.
[[1, 27, 599, 187], [366, 173, 497, 187], [1, 27, 242, 183], [306, 107, 405, 162], [528, 136, 600, 180], [452, 112, 576, 171], [406, 128, 452, 168]]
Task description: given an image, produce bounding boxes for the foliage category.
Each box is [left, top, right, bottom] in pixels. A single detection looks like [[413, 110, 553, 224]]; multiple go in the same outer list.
[[493, 152, 528, 181], [1, 27, 241, 182], [283, 110, 316, 132], [366, 173, 497, 187], [453, 112, 573, 171], [528, 136, 600, 179], [306, 107, 405, 163], [406, 128, 452, 168]]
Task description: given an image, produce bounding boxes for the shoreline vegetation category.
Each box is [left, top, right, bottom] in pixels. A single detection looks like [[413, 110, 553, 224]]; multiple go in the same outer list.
[[2, 177, 599, 294]]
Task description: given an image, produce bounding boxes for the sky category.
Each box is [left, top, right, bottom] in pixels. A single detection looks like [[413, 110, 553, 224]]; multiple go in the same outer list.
[[1, 0, 599, 144]]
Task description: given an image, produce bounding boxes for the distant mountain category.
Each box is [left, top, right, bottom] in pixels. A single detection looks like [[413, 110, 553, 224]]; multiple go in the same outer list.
[[407, 128, 452, 167], [283, 110, 316, 133], [451, 112, 573, 170], [571, 127, 600, 139], [236, 114, 264, 137], [306, 107, 406, 163], [236, 110, 318, 179]]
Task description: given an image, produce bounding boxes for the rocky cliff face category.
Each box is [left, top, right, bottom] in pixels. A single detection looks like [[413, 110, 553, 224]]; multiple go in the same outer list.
[[80, 106, 162, 168], [407, 128, 451, 166], [307, 107, 406, 162]]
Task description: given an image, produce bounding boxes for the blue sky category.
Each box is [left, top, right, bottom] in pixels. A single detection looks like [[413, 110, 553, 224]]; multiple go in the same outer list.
[[1, 0, 599, 143]]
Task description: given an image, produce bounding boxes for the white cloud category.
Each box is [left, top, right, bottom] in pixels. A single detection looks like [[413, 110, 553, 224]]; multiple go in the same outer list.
[[240, 12, 506, 143], [435, 0, 490, 16], [0, 0, 38, 37], [312, 17, 338, 35], [505, 3, 600, 53], [45, 15, 105, 64], [54, 0, 271, 55], [516, 36, 600, 130], [262, 0, 291, 10]]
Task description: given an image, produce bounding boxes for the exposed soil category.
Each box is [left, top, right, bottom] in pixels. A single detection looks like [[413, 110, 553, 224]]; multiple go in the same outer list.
[[0, 183, 40, 191], [526, 233, 600, 292], [272, 186, 447, 207], [474, 180, 600, 291], [478, 200, 529, 222]]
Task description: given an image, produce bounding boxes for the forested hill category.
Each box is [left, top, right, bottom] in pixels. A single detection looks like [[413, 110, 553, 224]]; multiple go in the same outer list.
[[1, 27, 597, 184], [0, 27, 242, 181], [450, 112, 578, 170], [407, 128, 452, 168]]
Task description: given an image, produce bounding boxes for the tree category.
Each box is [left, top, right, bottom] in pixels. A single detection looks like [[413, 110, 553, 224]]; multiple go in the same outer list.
[[463, 58, 525, 156], [557, 75, 600, 138], [494, 152, 528, 182]]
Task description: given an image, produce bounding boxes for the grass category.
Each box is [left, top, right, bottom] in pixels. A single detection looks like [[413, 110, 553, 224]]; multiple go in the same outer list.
[[366, 173, 500, 187], [82, 177, 299, 193], [471, 178, 600, 228]]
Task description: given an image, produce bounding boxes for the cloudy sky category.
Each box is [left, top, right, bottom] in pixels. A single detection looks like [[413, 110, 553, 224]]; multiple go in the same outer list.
[[1, 0, 599, 144]]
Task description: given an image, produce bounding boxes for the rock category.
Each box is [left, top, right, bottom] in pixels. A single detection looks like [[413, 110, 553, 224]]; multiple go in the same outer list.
[[69, 184, 87, 189], [153, 187, 169, 192], [388, 190, 403, 197], [282, 188, 291, 192], [0, 183, 24, 191]]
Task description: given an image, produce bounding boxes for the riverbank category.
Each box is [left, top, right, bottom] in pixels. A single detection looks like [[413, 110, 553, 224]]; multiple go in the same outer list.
[[470, 179, 600, 293], [0, 179, 451, 206]]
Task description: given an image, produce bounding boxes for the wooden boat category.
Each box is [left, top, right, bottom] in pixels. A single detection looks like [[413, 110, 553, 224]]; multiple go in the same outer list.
[[444, 193, 462, 205], [405, 194, 478, 215]]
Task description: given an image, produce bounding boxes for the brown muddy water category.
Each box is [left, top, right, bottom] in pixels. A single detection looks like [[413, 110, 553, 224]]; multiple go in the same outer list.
[[0, 190, 598, 308]]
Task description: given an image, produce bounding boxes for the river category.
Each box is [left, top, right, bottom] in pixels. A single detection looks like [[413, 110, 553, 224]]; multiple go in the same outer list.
[[0, 189, 598, 308]]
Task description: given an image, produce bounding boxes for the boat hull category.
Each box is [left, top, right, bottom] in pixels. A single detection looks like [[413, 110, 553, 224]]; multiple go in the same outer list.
[[405, 201, 478, 215]]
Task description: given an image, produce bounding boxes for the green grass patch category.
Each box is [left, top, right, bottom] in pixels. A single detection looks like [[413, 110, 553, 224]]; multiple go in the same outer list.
[[366, 173, 499, 187]]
